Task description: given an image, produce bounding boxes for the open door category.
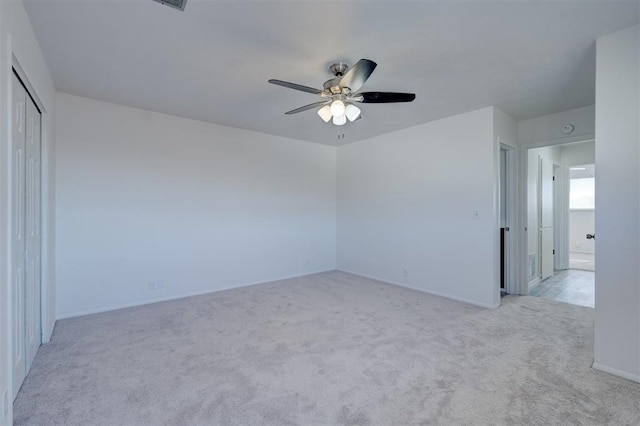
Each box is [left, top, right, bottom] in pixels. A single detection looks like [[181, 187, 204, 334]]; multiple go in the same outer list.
[[539, 157, 554, 280]]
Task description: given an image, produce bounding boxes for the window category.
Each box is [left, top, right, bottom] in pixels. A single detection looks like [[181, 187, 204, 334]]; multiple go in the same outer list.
[[569, 177, 595, 210]]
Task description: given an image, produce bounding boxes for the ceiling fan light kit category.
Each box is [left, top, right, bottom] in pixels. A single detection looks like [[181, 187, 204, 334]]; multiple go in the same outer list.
[[333, 114, 347, 126], [330, 99, 346, 116], [317, 105, 332, 123], [345, 103, 361, 122], [269, 59, 415, 126]]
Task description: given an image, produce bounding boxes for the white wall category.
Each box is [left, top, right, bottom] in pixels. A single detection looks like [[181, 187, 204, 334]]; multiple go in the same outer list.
[[569, 210, 594, 254], [593, 24, 639, 382], [0, 0, 56, 423], [560, 140, 595, 166], [518, 104, 595, 147], [494, 108, 519, 149], [337, 107, 499, 308], [55, 93, 336, 318]]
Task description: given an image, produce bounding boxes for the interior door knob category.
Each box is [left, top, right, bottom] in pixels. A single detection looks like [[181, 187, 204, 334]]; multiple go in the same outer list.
[[586, 234, 595, 240]]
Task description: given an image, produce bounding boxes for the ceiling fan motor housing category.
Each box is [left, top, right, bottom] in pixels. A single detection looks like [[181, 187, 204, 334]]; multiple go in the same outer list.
[[329, 63, 349, 77], [325, 63, 351, 91]]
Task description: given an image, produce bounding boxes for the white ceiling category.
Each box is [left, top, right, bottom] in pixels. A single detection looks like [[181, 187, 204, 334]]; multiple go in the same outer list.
[[24, 0, 639, 146]]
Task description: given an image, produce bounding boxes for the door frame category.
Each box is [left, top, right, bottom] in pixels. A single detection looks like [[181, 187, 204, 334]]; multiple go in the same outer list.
[[498, 140, 518, 296]]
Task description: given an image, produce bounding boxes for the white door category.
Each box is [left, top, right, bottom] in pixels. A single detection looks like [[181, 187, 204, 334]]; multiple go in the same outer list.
[[25, 93, 41, 372], [540, 157, 554, 280], [11, 74, 27, 397], [11, 72, 42, 398]]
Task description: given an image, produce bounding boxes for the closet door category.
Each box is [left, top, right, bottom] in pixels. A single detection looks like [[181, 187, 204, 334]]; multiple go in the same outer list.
[[11, 74, 27, 397], [24, 94, 41, 373]]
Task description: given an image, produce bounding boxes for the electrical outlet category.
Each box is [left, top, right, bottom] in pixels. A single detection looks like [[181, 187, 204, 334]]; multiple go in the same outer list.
[[148, 280, 165, 290], [403, 269, 409, 277], [473, 210, 480, 220]]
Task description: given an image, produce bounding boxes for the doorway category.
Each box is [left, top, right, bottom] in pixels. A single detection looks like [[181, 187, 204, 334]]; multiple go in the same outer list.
[[568, 164, 595, 271], [526, 141, 595, 308], [500, 147, 508, 294], [11, 70, 42, 398], [499, 143, 516, 296]]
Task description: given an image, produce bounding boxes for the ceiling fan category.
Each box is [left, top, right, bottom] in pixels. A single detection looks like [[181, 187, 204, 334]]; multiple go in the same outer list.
[[268, 59, 416, 126]]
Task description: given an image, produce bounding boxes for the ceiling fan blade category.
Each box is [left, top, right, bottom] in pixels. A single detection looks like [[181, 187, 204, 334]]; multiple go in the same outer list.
[[339, 59, 377, 92], [357, 92, 416, 103], [268, 79, 323, 95], [284, 101, 330, 115]]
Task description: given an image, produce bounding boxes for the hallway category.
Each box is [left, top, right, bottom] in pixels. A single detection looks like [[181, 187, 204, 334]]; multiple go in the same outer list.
[[529, 270, 594, 308]]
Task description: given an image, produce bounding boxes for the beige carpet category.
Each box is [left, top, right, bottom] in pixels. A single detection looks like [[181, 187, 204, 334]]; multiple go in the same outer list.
[[14, 271, 640, 425]]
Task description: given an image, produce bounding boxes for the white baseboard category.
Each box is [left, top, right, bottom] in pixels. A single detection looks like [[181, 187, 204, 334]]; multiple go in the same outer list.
[[56, 269, 336, 320], [43, 319, 55, 343], [592, 362, 640, 383], [337, 269, 500, 309]]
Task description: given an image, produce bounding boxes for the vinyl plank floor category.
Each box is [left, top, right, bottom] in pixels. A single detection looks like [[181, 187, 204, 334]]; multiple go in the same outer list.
[[529, 269, 594, 308]]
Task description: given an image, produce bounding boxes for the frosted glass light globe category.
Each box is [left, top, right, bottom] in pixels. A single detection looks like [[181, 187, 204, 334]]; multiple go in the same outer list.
[[345, 104, 361, 122], [317, 105, 332, 122], [333, 114, 347, 126], [330, 100, 346, 117]]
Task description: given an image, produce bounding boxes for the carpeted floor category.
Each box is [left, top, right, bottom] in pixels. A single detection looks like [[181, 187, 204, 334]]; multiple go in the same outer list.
[[13, 271, 640, 425]]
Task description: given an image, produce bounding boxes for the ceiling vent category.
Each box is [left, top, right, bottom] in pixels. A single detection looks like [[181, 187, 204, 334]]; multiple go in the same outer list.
[[152, 0, 187, 12]]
